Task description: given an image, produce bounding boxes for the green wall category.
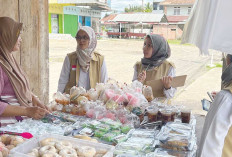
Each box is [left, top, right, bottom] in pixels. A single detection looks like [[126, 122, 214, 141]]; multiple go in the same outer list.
[[58, 14, 63, 34], [64, 14, 78, 37]]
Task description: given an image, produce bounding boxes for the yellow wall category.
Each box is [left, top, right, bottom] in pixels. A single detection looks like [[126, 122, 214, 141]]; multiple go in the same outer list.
[[49, 3, 75, 14]]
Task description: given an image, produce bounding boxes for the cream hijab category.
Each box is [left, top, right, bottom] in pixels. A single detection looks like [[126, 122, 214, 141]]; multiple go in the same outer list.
[[0, 17, 32, 107], [75, 26, 97, 72]]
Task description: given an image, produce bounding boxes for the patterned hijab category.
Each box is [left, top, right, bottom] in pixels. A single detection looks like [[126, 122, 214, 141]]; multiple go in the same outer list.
[[141, 34, 171, 70], [0, 17, 32, 107], [75, 26, 97, 72]]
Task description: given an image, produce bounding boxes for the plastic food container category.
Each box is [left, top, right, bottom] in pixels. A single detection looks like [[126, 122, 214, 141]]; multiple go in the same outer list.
[[10, 134, 114, 157]]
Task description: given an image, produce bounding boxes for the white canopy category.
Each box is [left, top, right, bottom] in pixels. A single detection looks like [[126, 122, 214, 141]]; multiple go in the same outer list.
[[181, 0, 232, 55]]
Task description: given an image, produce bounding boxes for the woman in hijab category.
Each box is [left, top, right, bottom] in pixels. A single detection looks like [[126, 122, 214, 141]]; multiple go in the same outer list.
[[198, 54, 232, 157], [0, 17, 48, 124], [133, 34, 176, 98], [58, 26, 108, 93]]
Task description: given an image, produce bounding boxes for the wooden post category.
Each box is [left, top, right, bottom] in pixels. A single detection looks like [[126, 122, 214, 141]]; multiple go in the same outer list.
[[0, 0, 49, 104]]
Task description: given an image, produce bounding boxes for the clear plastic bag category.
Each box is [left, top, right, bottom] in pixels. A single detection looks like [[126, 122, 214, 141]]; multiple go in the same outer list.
[[143, 85, 154, 102], [116, 142, 146, 152], [152, 148, 197, 157], [53, 92, 70, 105], [87, 88, 99, 101], [70, 86, 86, 103], [129, 129, 155, 139]]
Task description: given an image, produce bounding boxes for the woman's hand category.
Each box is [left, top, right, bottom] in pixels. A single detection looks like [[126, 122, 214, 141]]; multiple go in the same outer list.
[[211, 91, 218, 99], [32, 95, 51, 112], [26, 107, 49, 120], [162, 76, 173, 90], [138, 71, 146, 83]]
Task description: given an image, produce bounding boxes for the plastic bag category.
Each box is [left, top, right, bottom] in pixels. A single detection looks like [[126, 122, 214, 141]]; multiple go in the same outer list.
[[143, 85, 154, 102], [53, 92, 70, 105], [131, 80, 143, 93], [70, 86, 86, 104], [87, 88, 99, 101]]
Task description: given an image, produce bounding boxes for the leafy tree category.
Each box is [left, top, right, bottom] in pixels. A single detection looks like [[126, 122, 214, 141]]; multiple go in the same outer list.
[[124, 3, 152, 13]]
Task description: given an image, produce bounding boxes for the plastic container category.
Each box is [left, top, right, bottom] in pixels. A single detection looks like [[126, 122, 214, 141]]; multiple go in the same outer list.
[[147, 107, 158, 122], [10, 134, 114, 157], [161, 110, 172, 124], [181, 109, 191, 124]]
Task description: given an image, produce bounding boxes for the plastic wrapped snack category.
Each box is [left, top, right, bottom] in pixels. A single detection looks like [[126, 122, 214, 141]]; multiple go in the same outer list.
[[113, 135, 128, 144], [127, 137, 154, 146], [79, 127, 94, 136], [101, 132, 117, 142], [156, 135, 196, 151], [94, 129, 107, 138], [105, 100, 119, 111], [116, 142, 145, 152], [131, 80, 143, 93], [96, 123, 111, 132], [146, 152, 175, 157], [87, 88, 99, 101], [121, 125, 133, 134], [151, 148, 196, 157], [143, 85, 154, 102], [129, 129, 154, 139], [114, 149, 139, 156], [70, 86, 86, 104], [54, 92, 70, 105], [100, 118, 122, 130], [88, 120, 101, 130]]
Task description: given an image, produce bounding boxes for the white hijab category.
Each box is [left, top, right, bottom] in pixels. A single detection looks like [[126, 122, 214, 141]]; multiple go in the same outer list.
[[76, 26, 97, 72]]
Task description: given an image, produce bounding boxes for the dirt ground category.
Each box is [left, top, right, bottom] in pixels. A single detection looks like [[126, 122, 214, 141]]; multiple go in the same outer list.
[[49, 37, 222, 114]]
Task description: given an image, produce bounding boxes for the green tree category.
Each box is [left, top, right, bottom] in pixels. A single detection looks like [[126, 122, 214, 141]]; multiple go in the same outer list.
[[124, 3, 152, 13]]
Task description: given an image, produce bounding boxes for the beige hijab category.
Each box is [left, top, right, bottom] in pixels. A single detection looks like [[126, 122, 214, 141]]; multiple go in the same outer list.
[[76, 26, 97, 72], [0, 17, 32, 107]]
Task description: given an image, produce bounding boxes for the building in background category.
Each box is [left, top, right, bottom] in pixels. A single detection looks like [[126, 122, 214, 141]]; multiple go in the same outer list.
[[49, 0, 111, 37]]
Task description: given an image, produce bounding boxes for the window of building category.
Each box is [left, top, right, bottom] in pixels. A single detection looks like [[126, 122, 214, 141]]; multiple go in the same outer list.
[[188, 7, 192, 15], [159, 5, 164, 10], [174, 7, 180, 15], [153, 3, 158, 10]]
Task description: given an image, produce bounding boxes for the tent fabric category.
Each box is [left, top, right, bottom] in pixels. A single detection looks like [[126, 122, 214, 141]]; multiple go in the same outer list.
[[181, 0, 232, 55]]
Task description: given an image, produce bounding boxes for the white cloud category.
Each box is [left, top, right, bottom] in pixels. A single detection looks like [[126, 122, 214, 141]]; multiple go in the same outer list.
[[111, 0, 154, 12]]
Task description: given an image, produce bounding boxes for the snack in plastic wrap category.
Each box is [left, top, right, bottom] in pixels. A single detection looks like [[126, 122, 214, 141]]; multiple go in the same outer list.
[[94, 130, 107, 138], [116, 142, 145, 152], [129, 129, 154, 139], [114, 149, 139, 156], [100, 118, 122, 130], [101, 132, 117, 142], [79, 127, 94, 136], [152, 148, 196, 157], [127, 137, 154, 146], [143, 85, 154, 102], [96, 124, 111, 132], [70, 86, 86, 104], [54, 92, 70, 105], [121, 125, 132, 134], [105, 99, 119, 111], [113, 135, 128, 144], [131, 80, 143, 93], [87, 88, 99, 101], [88, 120, 101, 130]]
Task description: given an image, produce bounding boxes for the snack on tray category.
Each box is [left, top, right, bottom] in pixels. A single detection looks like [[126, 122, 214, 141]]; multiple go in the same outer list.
[[101, 132, 117, 142]]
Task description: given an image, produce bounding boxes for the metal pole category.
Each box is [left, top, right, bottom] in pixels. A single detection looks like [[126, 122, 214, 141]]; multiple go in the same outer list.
[[120, 23, 121, 39]]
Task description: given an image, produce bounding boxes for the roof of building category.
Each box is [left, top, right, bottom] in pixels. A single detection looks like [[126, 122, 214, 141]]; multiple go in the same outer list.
[[112, 13, 167, 23], [160, 0, 196, 5], [100, 14, 118, 24], [167, 16, 189, 23]]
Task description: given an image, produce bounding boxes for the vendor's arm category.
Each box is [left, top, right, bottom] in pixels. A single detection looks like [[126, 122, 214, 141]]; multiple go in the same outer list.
[[200, 90, 232, 157], [1, 105, 48, 120], [132, 65, 146, 82], [163, 66, 177, 99], [31, 94, 50, 111], [100, 60, 108, 83], [58, 56, 70, 93]]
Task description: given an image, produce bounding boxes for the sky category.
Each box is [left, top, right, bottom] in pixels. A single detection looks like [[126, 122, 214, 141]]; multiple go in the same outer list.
[[110, 0, 154, 12]]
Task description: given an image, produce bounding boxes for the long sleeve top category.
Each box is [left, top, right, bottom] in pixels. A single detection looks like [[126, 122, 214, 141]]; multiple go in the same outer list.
[[58, 56, 108, 93], [132, 65, 177, 99], [198, 90, 232, 157]]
